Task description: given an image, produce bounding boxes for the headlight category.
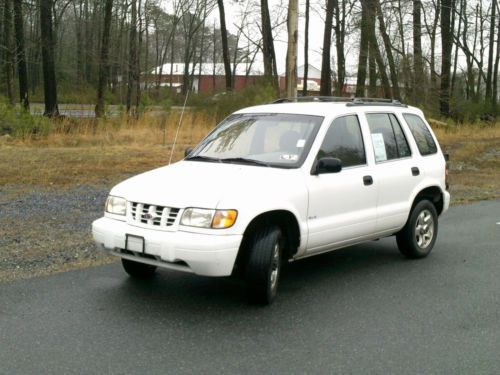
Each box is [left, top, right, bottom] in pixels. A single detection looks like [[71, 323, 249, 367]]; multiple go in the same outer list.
[[105, 196, 127, 216], [181, 208, 237, 229]]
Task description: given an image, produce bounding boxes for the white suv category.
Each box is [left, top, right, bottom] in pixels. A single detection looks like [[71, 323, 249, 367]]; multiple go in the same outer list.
[[92, 98, 450, 304]]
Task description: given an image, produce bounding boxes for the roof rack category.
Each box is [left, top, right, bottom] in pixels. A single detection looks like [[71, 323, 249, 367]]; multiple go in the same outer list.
[[346, 98, 406, 107], [273, 96, 352, 103], [273, 96, 406, 107]]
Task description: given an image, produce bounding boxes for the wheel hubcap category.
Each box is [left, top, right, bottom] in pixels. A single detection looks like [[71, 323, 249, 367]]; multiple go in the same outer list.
[[270, 243, 280, 290], [415, 209, 434, 249]]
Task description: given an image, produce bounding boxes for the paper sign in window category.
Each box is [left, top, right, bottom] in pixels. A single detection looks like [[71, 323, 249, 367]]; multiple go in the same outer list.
[[371, 133, 387, 162], [296, 139, 306, 148]]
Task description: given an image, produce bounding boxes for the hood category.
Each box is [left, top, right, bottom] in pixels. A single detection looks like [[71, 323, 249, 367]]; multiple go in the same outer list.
[[110, 160, 304, 209]]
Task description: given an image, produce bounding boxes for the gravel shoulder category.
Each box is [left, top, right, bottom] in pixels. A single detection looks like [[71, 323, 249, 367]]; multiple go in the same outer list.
[[0, 185, 115, 282]]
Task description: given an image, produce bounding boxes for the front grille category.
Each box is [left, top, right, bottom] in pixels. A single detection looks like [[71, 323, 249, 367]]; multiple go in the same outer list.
[[130, 202, 180, 227]]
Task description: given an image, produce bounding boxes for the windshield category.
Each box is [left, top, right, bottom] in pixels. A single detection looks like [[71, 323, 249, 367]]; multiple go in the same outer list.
[[187, 113, 324, 168]]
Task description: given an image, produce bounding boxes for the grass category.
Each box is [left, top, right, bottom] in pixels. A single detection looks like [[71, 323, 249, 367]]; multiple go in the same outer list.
[[433, 123, 500, 204], [0, 113, 499, 204], [0, 111, 216, 192]]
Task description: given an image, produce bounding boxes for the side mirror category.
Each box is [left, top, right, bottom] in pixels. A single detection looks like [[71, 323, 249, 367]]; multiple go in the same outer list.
[[313, 157, 342, 175], [184, 147, 193, 157]]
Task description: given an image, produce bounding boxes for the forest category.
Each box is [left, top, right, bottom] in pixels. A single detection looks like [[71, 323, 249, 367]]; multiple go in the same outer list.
[[0, 0, 499, 122]]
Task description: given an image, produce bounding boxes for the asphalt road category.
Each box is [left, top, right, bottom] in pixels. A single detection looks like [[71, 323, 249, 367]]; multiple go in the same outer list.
[[1, 201, 499, 375]]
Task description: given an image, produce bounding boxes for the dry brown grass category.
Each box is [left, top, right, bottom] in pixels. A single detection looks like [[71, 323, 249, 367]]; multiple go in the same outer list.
[[433, 124, 500, 203], [1, 114, 499, 204], [0, 111, 216, 192]]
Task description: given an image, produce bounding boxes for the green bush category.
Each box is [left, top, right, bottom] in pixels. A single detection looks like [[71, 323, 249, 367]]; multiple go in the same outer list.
[[449, 98, 498, 124], [0, 104, 51, 138]]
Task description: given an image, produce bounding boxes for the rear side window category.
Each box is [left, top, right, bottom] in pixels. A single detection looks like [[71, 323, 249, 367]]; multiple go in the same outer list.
[[366, 113, 411, 162], [317, 115, 366, 167], [403, 114, 438, 155]]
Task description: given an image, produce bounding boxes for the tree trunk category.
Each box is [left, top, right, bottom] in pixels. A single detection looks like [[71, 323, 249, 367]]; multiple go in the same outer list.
[[440, 0, 453, 116], [367, 0, 390, 98], [485, 0, 496, 101], [135, 0, 142, 110], [143, 0, 149, 92], [285, 0, 298, 98], [95, 0, 113, 118], [492, 1, 500, 109], [302, 0, 309, 96], [368, 41, 377, 97], [83, 0, 92, 83], [413, 0, 424, 104], [356, 0, 370, 97], [13, 0, 29, 109], [217, 0, 232, 91], [333, 0, 346, 96], [320, 0, 334, 96], [126, 0, 137, 115], [3, 0, 14, 105], [451, 0, 462, 96], [430, 0, 440, 91], [40, 0, 59, 117], [260, 0, 279, 93], [375, 0, 401, 100]]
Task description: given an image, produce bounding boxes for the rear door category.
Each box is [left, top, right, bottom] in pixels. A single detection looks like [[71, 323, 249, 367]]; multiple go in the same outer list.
[[306, 114, 378, 254], [364, 112, 423, 234]]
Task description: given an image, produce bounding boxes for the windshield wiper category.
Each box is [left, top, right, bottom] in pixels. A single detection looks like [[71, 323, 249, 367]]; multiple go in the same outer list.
[[184, 155, 222, 163], [220, 157, 271, 167]]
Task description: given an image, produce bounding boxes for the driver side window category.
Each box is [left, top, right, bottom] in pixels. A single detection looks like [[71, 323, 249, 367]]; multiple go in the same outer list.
[[317, 115, 366, 168]]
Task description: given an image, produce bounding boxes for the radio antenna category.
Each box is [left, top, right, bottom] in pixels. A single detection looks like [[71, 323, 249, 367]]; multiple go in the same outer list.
[[168, 90, 189, 165]]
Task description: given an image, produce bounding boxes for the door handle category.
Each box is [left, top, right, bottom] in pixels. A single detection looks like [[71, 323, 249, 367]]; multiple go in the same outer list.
[[411, 167, 420, 176], [363, 175, 373, 186]]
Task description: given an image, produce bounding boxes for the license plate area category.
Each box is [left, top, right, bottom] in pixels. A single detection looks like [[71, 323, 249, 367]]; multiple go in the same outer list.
[[125, 234, 145, 253]]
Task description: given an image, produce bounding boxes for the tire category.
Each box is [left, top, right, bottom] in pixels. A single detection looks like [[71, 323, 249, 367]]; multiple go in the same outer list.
[[396, 199, 438, 259], [245, 226, 283, 305], [121, 258, 157, 278]]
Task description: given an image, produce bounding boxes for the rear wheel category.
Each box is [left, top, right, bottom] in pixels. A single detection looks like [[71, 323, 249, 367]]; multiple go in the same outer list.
[[245, 226, 283, 305], [121, 258, 157, 278], [396, 200, 438, 259]]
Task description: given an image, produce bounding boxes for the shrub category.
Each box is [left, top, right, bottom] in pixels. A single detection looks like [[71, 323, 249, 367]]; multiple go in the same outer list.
[[0, 104, 51, 138]]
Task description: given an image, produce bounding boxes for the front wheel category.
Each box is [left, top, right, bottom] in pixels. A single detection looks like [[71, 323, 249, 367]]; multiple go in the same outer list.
[[245, 226, 283, 305], [396, 200, 438, 259], [121, 258, 157, 278]]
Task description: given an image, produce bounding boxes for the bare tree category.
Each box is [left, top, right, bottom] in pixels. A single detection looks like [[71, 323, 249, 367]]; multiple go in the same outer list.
[[285, 0, 298, 98], [333, 0, 351, 96], [320, 0, 334, 96], [217, 0, 232, 90], [40, 0, 59, 116], [485, 0, 496, 101], [413, 0, 423, 103], [95, 0, 113, 118], [493, 1, 500, 108], [440, 0, 453, 116], [261, 0, 279, 92], [127, 0, 138, 114], [3, 0, 14, 105], [356, 1, 369, 97], [302, 0, 309, 96], [12, 0, 29, 109], [375, 0, 401, 100]]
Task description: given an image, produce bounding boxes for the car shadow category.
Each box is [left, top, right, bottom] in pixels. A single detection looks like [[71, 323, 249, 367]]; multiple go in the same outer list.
[[95, 237, 412, 320]]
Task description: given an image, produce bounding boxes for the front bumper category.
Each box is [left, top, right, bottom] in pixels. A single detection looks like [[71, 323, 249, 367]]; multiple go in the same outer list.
[[92, 217, 242, 276]]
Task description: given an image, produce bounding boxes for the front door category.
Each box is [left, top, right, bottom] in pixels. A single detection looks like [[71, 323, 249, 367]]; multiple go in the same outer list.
[[306, 114, 378, 254]]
